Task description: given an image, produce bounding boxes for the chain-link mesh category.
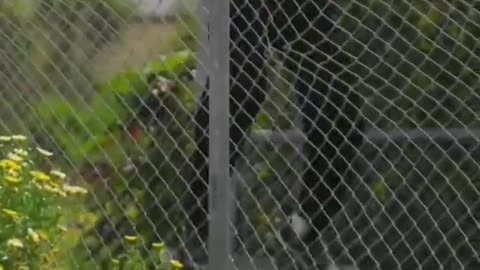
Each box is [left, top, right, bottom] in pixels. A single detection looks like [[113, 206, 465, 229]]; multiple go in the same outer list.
[[0, 0, 478, 270]]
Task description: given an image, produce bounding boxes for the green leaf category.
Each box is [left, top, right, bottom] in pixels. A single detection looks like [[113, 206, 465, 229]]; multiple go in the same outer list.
[[373, 181, 387, 204], [102, 70, 146, 95], [144, 50, 195, 76]]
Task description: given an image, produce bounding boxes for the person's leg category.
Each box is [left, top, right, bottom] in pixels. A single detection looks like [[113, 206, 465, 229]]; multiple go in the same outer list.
[[285, 35, 363, 242], [281, 36, 363, 268]]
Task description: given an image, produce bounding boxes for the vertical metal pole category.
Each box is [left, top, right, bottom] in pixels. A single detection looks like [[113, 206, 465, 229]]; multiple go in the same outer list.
[[207, 0, 232, 269]]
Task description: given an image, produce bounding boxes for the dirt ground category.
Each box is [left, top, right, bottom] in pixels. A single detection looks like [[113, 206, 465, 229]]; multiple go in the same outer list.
[[87, 22, 179, 83]]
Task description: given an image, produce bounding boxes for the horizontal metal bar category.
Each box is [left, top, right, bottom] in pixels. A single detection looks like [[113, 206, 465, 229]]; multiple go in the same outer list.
[[250, 128, 480, 144]]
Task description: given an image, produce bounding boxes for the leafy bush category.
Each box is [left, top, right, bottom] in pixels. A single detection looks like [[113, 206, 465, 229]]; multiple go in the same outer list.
[[28, 49, 196, 167], [0, 133, 188, 269], [108, 235, 184, 270], [22, 49, 198, 266]]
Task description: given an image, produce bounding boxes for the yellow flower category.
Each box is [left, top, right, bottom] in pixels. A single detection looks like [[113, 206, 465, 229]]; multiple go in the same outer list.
[[7, 168, 20, 177], [50, 170, 66, 180], [7, 238, 23, 248], [50, 182, 60, 188], [152, 242, 166, 250], [63, 184, 88, 195], [30, 170, 51, 182], [124, 235, 138, 244], [33, 182, 43, 190], [7, 153, 24, 162], [37, 230, 49, 240], [5, 176, 21, 185], [11, 135, 27, 141], [2, 208, 19, 219], [35, 147, 53, 157], [27, 228, 41, 244], [57, 225, 68, 232], [0, 136, 12, 142], [43, 184, 67, 197], [0, 159, 20, 170], [13, 148, 28, 156], [170, 259, 184, 269]]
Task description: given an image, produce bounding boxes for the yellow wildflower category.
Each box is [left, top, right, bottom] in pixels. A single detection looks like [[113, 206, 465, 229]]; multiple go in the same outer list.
[[152, 242, 166, 250], [50, 169, 66, 180], [43, 184, 66, 197], [5, 176, 21, 185], [7, 168, 20, 177], [13, 148, 28, 156], [33, 182, 43, 190], [0, 136, 12, 142], [2, 208, 19, 219], [63, 184, 88, 195], [57, 225, 68, 232], [7, 153, 24, 162], [27, 228, 41, 244], [30, 170, 51, 183], [37, 230, 49, 240], [0, 159, 20, 170], [7, 238, 23, 248], [170, 259, 184, 269], [35, 147, 53, 157], [124, 235, 138, 243], [49, 182, 60, 189], [11, 135, 27, 141]]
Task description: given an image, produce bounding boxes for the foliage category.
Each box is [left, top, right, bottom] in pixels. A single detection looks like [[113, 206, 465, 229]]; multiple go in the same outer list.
[[29, 49, 196, 167], [336, 0, 480, 129], [0, 0, 134, 130], [108, 235, 184, 270], [0, 135, 91, 270], [24, 48, 198, 265], [0, 135, 186, 270], [1, 0, 199, 260]]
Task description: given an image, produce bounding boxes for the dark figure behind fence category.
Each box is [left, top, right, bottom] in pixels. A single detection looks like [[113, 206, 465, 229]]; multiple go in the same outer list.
[[182, 0, 364, 268]]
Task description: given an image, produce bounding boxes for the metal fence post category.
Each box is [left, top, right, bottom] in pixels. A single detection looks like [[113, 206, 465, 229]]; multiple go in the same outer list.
[[207, 0, 233, 269]]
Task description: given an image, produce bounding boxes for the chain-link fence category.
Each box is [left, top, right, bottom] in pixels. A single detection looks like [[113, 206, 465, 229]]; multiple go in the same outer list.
[[0, 0, 479, 270]]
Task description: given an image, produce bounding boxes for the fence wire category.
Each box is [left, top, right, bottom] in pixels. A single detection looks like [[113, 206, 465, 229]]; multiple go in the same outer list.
[[0, 0, 479, 270]]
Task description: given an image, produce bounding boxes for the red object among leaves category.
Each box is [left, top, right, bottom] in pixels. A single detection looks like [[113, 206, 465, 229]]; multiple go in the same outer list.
[[127, 123, 144, 141]]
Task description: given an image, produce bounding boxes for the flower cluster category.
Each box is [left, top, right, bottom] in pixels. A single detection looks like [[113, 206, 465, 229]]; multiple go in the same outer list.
[[0, 135, 89, 269], [0, 135, 180, 269], [107, 234, 184, 270]]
